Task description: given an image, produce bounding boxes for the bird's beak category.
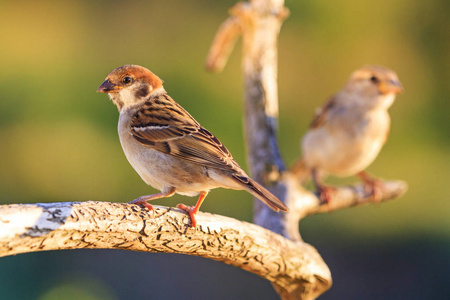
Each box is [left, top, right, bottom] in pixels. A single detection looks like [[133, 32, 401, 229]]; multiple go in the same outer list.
[[97, 79, 122, 93], [378, 79, 403, 95]]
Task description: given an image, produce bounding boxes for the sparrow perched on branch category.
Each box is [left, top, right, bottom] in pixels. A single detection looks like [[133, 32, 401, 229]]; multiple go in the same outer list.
[[97, 65, 288, 227], [291, 65, 403, 203]]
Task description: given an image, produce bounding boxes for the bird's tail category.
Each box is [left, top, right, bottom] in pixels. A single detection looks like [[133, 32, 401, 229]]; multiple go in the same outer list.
[[290, 157, 311, 184], [232, 174, 288, 212]]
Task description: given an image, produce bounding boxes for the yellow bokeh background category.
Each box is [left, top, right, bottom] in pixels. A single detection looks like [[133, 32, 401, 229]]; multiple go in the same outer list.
[[0, 1, 448, 299]]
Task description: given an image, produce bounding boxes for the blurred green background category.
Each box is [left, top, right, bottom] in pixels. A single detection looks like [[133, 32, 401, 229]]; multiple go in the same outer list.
[[0, 0, 448, 299]]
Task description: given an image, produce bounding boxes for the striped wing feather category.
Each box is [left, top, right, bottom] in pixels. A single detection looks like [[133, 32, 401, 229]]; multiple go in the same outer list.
[[130, 94, 240, 172]]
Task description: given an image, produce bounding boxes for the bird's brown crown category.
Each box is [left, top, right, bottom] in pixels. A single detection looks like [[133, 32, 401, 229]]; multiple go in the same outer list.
[[101, 65, 163, 92]]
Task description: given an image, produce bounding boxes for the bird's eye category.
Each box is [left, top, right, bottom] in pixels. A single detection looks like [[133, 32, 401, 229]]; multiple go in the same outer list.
[[370, 76, 378, 83], [122, 76, 133, 84]]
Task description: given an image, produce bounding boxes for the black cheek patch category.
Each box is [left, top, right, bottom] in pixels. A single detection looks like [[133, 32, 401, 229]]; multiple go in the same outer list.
[[135, 85, 150, 98]]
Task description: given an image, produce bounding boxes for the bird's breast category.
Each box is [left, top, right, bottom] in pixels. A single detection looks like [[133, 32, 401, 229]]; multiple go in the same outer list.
[[302, 109, 390, 176]]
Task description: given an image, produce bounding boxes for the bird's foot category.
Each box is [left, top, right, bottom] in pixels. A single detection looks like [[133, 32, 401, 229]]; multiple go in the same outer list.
[[311, 168, 336, 204], [357, 172, 384, 202], [364, 179, 384, 202], [176, 203, 198, 229], [128, 196, 155, 217], [317, 185, 337, 204]]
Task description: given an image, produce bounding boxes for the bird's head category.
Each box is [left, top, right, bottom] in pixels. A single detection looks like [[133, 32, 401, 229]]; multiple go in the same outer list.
[[97, 65, 164, 110], [344, 65, 403, 109]]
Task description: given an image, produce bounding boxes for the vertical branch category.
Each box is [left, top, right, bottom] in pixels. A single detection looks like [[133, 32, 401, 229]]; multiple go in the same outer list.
[[240, 2, 285, 172], [238, 1, 290, 233]]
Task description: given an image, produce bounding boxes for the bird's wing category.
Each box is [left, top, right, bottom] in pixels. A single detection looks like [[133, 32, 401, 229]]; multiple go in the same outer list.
[[130, 94, 241, 172], [309, 95, 337, 130]]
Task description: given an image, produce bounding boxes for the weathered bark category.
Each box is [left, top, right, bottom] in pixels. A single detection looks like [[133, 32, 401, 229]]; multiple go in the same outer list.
[[0, 177, 406, 299], [0, 201, 330, 298]]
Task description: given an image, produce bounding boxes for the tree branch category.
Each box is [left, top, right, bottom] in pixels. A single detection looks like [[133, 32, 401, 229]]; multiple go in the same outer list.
[[205, 14, 242, 73], [280, 174, 408, 241], [301, 180, 408, 217], [0, 201, 330, 298], [0, 175, 406, 299]]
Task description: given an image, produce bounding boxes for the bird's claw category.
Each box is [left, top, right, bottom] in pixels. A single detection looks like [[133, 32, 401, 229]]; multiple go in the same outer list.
[[176, 203, 198, 229], [129, 199, 155, 217], [317, 185, 336, 204]]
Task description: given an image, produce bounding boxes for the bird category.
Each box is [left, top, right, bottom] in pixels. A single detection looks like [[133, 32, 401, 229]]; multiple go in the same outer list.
[[97, 64, 288, 228], [291, 65, 403, 203]]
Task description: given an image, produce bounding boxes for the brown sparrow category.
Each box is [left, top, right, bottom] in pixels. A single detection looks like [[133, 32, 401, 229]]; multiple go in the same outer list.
[[97, 65, 288, 227], [291, 65, 403, 202]]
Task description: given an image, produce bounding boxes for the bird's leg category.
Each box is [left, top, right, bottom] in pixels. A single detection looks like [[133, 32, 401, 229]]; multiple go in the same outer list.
[[357, 171, 384, 202], [312, 168, 335, 204], [129, 187, 176, 216], [177, 191, 208, 229]]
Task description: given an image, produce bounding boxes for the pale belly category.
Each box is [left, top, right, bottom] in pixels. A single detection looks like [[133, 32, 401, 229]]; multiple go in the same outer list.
[[302, 112, 389, 177]]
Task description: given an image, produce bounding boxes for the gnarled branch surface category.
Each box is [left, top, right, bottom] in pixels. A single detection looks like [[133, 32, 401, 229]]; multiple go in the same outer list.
[[0, 201, 330, 298], [0, 179, 406, 299]]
